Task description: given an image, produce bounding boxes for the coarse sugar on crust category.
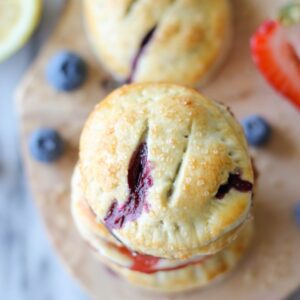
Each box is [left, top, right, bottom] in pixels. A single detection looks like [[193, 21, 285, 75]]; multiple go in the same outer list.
[[71, 165, 254, 290], [78, 83, 254, 259]]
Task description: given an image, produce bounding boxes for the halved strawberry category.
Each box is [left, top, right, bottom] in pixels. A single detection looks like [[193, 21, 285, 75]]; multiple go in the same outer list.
[[250, 4, 300, 110]]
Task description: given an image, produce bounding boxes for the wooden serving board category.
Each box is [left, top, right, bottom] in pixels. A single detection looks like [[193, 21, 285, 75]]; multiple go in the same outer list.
[[16, 0, 300, 299]]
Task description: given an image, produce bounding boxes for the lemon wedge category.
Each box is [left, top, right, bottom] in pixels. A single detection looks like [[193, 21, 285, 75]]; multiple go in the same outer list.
[[0, 0, 42, 63]]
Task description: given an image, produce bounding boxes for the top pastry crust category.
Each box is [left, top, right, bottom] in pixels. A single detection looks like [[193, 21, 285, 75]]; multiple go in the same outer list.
[[83, 0, 232, 86], [79, 83, 254, 259]]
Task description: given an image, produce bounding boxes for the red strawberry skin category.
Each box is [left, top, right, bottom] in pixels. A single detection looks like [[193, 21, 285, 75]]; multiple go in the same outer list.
[[251, 20, 300, 110]]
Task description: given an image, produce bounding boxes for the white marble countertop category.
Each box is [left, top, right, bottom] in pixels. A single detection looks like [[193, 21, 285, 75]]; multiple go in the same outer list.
[[0, 1, 299, 299], [0, 1, 88, 299]]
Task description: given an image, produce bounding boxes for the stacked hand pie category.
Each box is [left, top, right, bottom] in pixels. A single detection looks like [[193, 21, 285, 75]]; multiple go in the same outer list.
[[83, 0, 232, 87], [71, 83, 254, 292]]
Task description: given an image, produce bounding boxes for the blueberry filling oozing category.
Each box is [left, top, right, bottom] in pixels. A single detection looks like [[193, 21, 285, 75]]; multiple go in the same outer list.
[[104, 143, 153, 229], [216, 173, 253, 199], [125, 26, 157, 83]]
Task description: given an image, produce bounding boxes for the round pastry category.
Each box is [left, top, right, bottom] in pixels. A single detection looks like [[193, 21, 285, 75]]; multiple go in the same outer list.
[[78, 83, 254, 259], [83, 0, 232, 86], [71, 165, 253, 293], [71, 167, 254, 292], [72, 165, 208, 273]]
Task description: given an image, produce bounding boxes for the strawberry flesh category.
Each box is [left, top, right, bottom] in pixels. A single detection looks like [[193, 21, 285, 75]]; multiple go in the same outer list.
[[251, 20, 300, 109]]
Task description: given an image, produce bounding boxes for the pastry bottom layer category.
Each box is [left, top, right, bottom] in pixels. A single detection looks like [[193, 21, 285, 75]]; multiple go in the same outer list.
[[102, 221, 253, 293], [71, 167, 254, 292]]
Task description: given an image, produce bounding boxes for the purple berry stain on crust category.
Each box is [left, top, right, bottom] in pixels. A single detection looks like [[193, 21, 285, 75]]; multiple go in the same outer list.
[[104, 143, 153, 229], [216, 173, 253, 199], [125, 26, 157, 83]]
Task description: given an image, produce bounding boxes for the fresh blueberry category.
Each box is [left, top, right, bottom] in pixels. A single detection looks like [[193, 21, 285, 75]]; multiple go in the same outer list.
[[46, 51, 87, 91], [241, 115, 271, 147], [29, 129, 64, 163], [294, 203, 300, 226]]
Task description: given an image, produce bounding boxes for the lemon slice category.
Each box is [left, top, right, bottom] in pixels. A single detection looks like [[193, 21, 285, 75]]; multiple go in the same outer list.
[[0, 0, 42, 63]]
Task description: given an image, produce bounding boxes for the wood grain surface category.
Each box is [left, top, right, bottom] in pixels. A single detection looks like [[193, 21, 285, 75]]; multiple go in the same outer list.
[[0, 0, 89, 299], [16, 0, 300, 299]]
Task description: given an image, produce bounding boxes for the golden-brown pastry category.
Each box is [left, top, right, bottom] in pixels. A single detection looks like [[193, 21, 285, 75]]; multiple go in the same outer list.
[[71, 165, 120, 246], [72, 165, 208, 271], [83, 0, 232, 86], [107, 221, 253, 292], [71, 165, 253, 293], [71, 166, 253, 292], [78, 83, 254, 259]]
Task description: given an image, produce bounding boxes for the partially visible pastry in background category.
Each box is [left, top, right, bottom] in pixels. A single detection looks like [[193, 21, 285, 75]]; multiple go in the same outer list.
[[83, 0, 232, 86]]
